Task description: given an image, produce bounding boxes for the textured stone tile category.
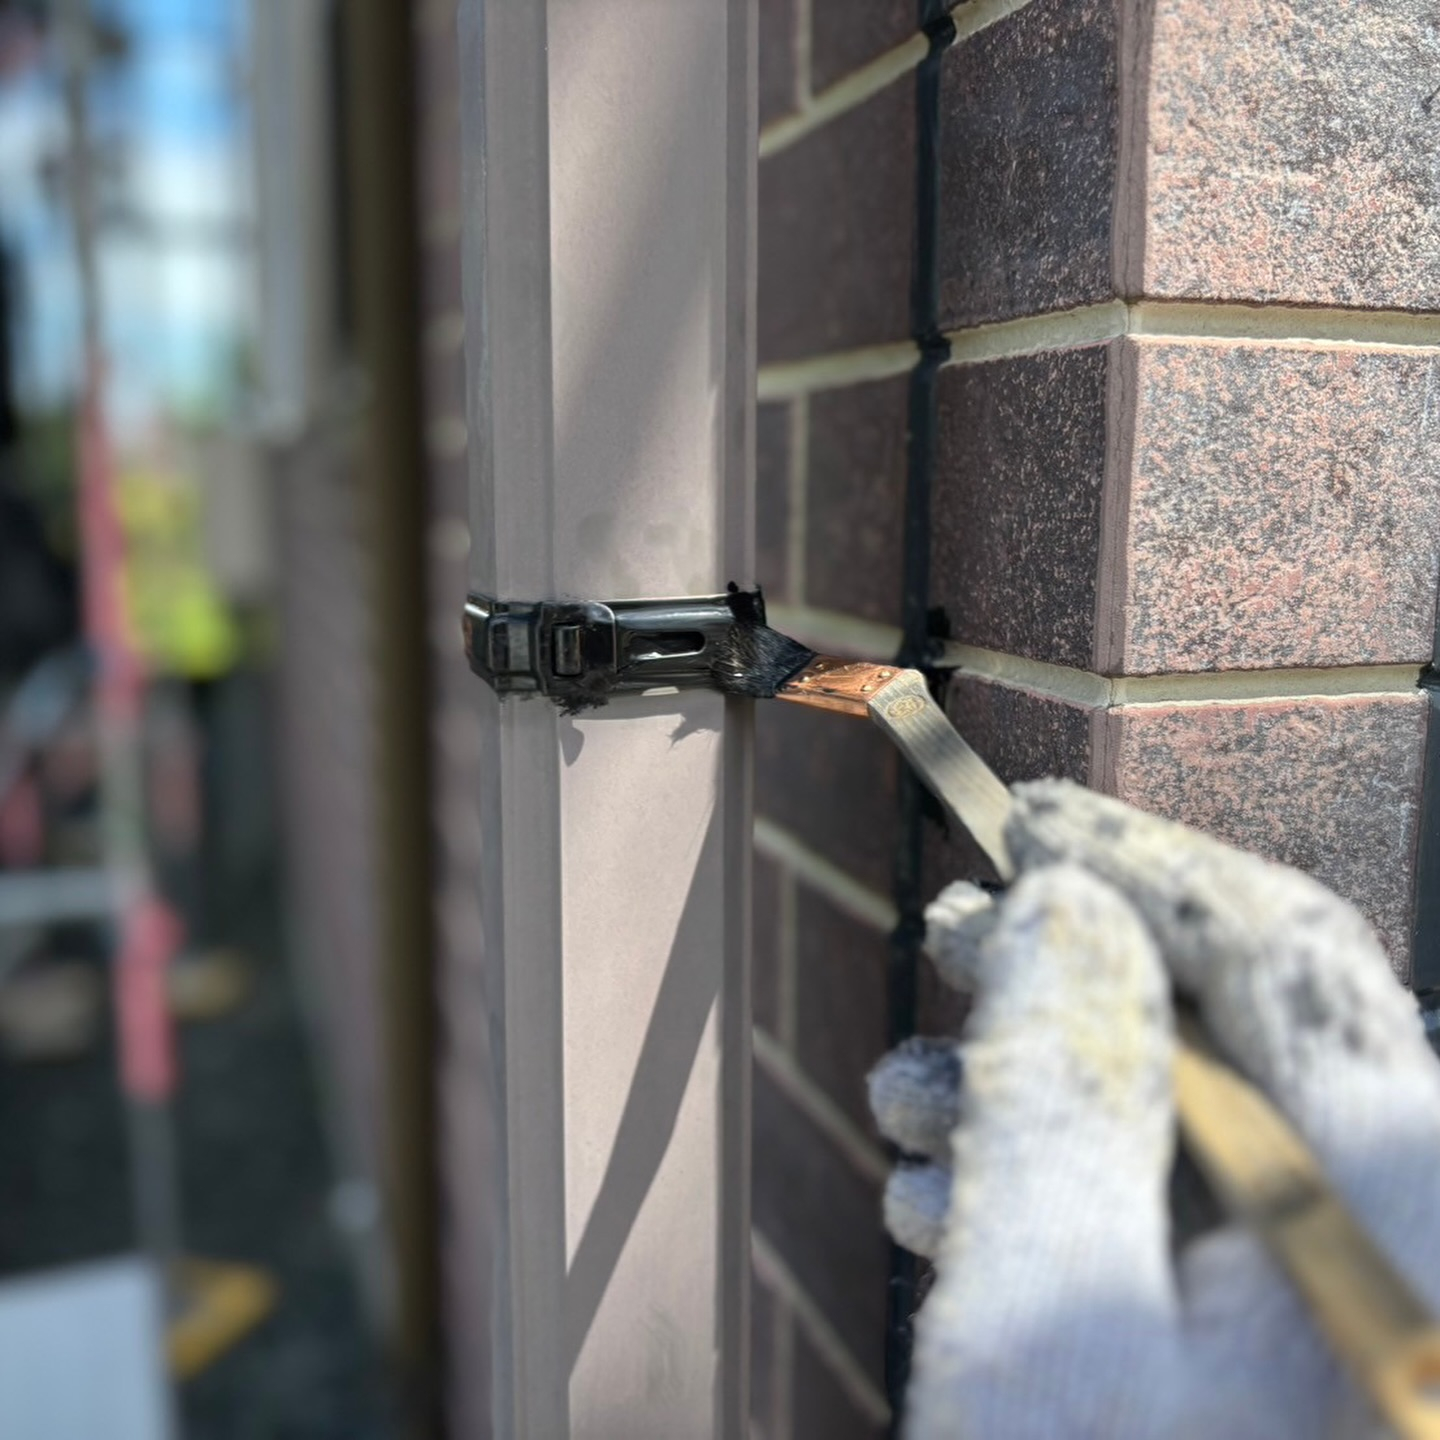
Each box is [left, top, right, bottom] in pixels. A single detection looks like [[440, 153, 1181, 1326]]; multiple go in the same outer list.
[[757, 700, 900, 895], [937, 0, 1118, 329], [754, 850, 784, 1037], [925, 673, 1095, 889], [759, 78, 916, 363], [806, 377, 909, 625], [812, 0, 917, 93], [1103, 340, 1440, 675], [757, 401, 792, 603], [759, 0, 799, 126], [1099, 693, 1427, 977], [752, 1067, 889, 1383], [917, 960, 969, 1038], [948, 673, 1094, 784], [792, 1326, 886, 1440], [932, 345, 1109, 669], [1140, 2, 1440, 309], [796, 886, 890, 1130]]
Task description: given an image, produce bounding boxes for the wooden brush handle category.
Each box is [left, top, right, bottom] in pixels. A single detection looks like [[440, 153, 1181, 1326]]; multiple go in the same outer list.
[[778, 661, 1014, 878], [1175, 1015, 1440, 1440]]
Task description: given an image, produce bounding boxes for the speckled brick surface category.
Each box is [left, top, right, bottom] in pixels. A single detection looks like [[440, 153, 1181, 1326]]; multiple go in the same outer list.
[[756, 700, 900, 895], [926, 673, 1095, 888], [1139, 1, 1440, 309], [1098, 693, 1427, 978], [759, 78, 916, 362], [751, 1272, 777, 1434], [793, 1327, 886, 1440], [1101, 339, 1440, 675], [753, 851, 784, 1037], [952, 673, 1093, 781], [796, 885, 891, 1130], [937, 0, 1118, 329], [811, 0, 917, 93], [933, 345, 1110, 668], [806, 377, 909, 625], [759, 0, 799, 126], [752, 1067, 889, 1383], [917, 957, 970, 1039], [757, 400, 792, 602]]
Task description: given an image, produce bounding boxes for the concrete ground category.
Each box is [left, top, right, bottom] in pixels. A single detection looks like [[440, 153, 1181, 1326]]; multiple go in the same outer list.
[[0, 907, 397, 1438]]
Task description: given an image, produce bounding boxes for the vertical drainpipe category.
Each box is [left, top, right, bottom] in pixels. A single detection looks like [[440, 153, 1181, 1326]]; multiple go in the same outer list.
[[341, 1, 440, 1431], [458, 2, 755, 1434]]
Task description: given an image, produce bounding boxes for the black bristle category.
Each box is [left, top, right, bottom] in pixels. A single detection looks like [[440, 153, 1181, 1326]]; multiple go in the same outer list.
[[709, 611, 816, 698]]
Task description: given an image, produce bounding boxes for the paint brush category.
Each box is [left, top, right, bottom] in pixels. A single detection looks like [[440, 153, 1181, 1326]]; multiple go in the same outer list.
[[708, 608, 1011, 874], [713, 611, 1440, 1440]]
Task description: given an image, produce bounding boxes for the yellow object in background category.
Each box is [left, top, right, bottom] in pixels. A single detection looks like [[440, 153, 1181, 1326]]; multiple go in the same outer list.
[[116, 467, 241, 681], [168, 1259, 279, 1380]]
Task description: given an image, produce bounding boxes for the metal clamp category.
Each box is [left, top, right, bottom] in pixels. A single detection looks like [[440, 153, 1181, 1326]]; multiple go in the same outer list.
[[462, 588, 762, 710]]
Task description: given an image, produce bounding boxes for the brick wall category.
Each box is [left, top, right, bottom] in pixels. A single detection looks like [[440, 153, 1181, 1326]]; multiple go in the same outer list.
[[273, 427, 386, 1213], [753, 2, 1440, 1437]]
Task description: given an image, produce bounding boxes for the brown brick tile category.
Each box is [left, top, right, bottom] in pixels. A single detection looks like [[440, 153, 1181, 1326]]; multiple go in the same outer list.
[[1140, 2, 1440, 310], [932, 345, 1109, 669], [811, 0, 917, 94], [752, 1067, 889, 1384], [925, 673, 1095, 889], [937, 0, 1118, 330], [1102, 340, 1440, 675], [947, 674, 1094, 786], [759, 78, 916, 363], [806, 377, 909, 626], [1099, 693, 1427, 978], [756, 700, 900, 895], [757, 400, 792, 603], [917, 960, 969, 1038], [795, 886, 890, 1131], [759, 0, 800, 126], [754, 850, 785, 1037], [792, 1327, 886, 1440], [751, 1265, 777, 1432]]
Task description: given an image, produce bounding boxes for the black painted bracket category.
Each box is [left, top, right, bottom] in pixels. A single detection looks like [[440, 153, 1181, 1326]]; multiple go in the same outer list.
[[1410, 669, 1440, 1024]]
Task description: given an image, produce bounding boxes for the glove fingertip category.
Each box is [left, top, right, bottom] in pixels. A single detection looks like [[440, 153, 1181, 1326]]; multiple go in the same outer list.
[[884, 1163, 951, 1261], [868, 1037, 962, 1162], [924, 881, 995, 992]]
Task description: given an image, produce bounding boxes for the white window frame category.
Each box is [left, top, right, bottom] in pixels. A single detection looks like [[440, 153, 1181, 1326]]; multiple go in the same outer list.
[[459, 2, 756, 1435]]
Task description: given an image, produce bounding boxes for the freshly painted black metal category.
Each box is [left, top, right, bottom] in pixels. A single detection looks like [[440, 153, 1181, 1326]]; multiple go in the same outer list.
[[885, 11, 957, 1429], [461, 587, 792, 711], [919, 0, 958, 36], [1410, 667, 1440, 1008], [1411, 567, 1440, 1027]]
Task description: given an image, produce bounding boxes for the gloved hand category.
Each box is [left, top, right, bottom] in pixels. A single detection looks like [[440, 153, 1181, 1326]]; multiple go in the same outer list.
[[867, 778, 1440, 1439]]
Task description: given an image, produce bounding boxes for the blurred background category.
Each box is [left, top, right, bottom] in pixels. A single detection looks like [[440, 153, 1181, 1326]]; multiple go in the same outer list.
[[0, 0, 471, 1434]]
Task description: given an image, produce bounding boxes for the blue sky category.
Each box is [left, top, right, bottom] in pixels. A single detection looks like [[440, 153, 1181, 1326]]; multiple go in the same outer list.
[[2, 0, 254, 433], [96, 0, 245, 145]]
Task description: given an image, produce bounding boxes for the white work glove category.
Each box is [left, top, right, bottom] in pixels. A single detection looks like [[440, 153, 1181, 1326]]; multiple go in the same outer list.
[[868, 778, 1440, 1439]]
